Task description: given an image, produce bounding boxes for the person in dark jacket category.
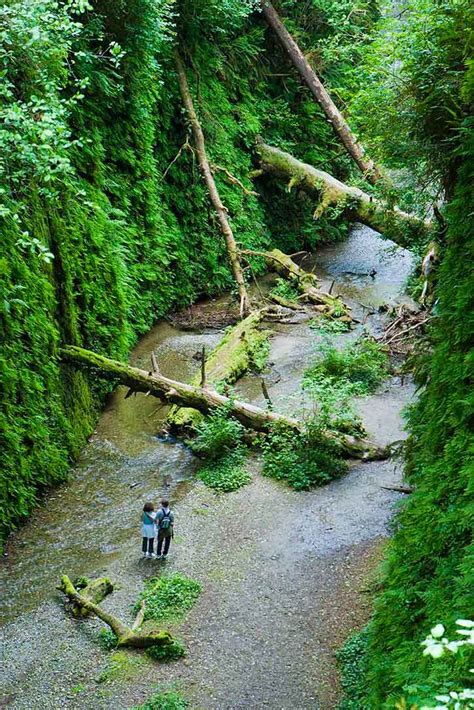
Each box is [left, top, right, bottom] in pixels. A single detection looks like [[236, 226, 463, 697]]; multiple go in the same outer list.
[[155, 499, 174, 559]]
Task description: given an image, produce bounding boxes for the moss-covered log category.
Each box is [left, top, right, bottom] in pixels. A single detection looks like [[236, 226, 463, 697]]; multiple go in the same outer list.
[[69, 577, 114, 618], [60, 344, 299, 433], [168, 309, 270, 428], [58, 575, 173, 649], [242, 249, 352, 319], [260, 0, 383, 185], [257, 142, 432, 247], [61, 345, 388, 460]]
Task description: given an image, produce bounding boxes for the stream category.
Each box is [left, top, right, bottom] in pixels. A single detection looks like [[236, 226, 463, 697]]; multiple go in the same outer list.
[[0, 225, 415, 710]]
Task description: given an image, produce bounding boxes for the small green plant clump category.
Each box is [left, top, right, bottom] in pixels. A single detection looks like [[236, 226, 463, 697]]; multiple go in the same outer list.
[[309, 317, 351, 334], [197, 449, 251, 493], [303, 336, 389, 399], [262, 421, 347, 490], [191, 406, 251, 492], [99, 628, 118, 651], [146, 639, 187, 663], [336, 629, 370, 710], [135, 574, 202, 623], [270, 277, 300, 303], [191, 406, 244, 460], [132, 689, 189, 710]]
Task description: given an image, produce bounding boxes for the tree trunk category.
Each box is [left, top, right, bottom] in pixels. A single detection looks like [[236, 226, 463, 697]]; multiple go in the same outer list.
[[241, 248, 352, 319], [260, 0, 382, 185], [257, 142, 432, 246], [175, 50, 250, 317], [69, 577, 114, 618], [60, 345, 387, 460], [58, 576, 173, 649]]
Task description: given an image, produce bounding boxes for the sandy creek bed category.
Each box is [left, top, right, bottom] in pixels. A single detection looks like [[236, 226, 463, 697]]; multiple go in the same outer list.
[[1, 225, 415, 709]]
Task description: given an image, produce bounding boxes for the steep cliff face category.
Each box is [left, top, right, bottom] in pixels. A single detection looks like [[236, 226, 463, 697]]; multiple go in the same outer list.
[[0, 0, 369, 542]]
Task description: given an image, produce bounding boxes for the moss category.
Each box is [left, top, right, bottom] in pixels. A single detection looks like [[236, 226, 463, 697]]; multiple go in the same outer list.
[[98, 651, 148, 684]]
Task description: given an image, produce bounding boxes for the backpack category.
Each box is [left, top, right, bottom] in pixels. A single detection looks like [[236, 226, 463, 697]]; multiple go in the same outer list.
[[160, 509, 172, 530]]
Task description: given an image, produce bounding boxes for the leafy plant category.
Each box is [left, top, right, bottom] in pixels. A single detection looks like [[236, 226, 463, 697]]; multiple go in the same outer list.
[[197, 449, 251, 492], [336, 628, 370, 710], [131, 689, 189, 710], [303, 336, 389, 399], [270, 277, 300, 303], [309, 316, 351, 334], [99, 628, 118, 651], [134, 574, 202, 623], [146, 639, 187, 663], [262, 420, 347, 490], [190, 406, 245, 460]]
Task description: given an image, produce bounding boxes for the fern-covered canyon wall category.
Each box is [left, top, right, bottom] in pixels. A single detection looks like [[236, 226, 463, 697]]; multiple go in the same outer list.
[[0, 0, 374, 542]]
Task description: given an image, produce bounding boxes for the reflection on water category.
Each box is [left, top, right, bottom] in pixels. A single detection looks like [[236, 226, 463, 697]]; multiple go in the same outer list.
[[0, 224, 414, 623]]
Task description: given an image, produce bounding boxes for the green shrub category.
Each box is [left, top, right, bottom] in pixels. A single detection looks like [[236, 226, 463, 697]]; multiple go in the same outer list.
[[304, 336, 389, 398], [262, 421, 347, 490], [197, 449, 251, 492], [131, 689, 189, 710], [190, 406, 245, 460], [270, 277, 300, 303], [135, 574, 202, 623], [336, 628, 370, 710], [309, 317, 351, 334], [146, 639, 187, 663], [99, 628, 118, 651]]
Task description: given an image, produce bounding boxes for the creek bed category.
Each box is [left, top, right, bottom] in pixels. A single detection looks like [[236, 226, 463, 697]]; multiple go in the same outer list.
[[0, 225, 415, 710]]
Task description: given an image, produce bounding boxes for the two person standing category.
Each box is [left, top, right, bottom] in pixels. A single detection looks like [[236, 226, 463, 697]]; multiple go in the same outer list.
[[141, 499, 174, 559]]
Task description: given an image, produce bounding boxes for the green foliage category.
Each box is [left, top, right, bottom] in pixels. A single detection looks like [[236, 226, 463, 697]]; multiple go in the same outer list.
[[336, 628, 370, 710], [135, 574, 202, 623], [191, 406, 245, 460], [350, 0, 473, 206], [262, 421, 347, 490], [270, 277, 300, 303], [304, 336, 389, 398], [131, 689, 189, 710], [99, 628, 118, 651], [146, 639, 187, 663], [197, 449, 251, 493], [309, 317, 351, 334], [0, 0, 379, 548]]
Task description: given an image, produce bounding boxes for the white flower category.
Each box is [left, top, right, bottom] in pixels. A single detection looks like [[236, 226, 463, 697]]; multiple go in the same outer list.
[[432, 624, 446, 638], [456, 620, 474, 628]]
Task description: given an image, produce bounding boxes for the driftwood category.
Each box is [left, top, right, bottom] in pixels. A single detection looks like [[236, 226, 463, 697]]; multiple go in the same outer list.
[[381, 485, 414, 494], [58, 575, 173, 649], [256, 142, 432, 247], [260, 0, 382, 185], [60, 345, 387, 460], [241, 248, 352, 320], [175, 51, 250, 317]]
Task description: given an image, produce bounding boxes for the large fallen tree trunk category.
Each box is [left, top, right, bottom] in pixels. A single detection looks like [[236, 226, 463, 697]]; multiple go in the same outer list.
[[60, 345, 387, 460], [260, 0, 382, 185], [175, 51, 250, 317], [241, 248, 352, 319], [58, 575, 173, 649], [257, 142, 432, 247]]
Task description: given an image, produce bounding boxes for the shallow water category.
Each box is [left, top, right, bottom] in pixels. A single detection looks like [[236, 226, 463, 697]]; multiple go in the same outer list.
[[0, 224, 415, 708]]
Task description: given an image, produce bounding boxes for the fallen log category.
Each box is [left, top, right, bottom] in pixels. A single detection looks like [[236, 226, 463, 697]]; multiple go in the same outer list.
[[167, 309, 271, 428], [241, 248, 352, 320], [260, 0, 383, 185], [381, 484, 414, 494], [60, 345, 387, 460], [175, 51, 250, 317], [68, 577, 113, 618], [58, 575, 173, 649], [256, 142, 432, 247]]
